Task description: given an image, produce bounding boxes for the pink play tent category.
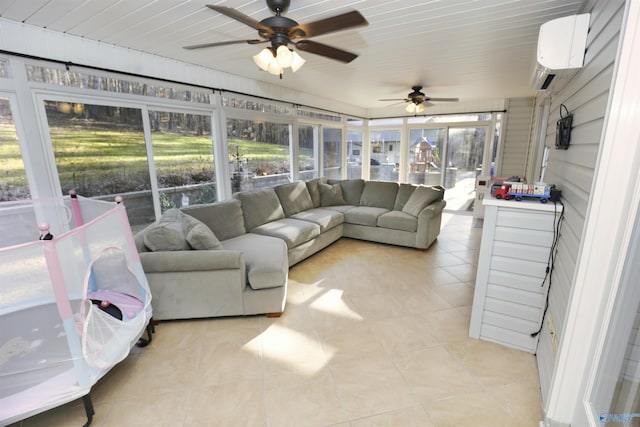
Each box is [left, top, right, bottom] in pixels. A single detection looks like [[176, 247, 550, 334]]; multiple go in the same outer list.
[[0, 193, 152, 425]]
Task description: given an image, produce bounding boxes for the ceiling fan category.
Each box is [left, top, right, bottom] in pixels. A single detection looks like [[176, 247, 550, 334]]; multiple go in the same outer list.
[[183, 0, 368, 77], [380, 86, 459, 113]]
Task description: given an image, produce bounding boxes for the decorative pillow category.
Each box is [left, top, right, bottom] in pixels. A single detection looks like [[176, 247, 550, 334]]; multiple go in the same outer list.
[[394, 183, 416, 211], [181, 212, 222, 250], [143, 208, 190, 251], [402, 186, 444, 216], [306, 177, 327, 208], [319, 183, 346, 206]]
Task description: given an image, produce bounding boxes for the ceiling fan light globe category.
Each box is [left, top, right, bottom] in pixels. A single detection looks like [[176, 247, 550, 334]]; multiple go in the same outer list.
[[405, 103, 416, 113], [253, 48, 275, 71], [290, 51, 305, 72], [275, 45, 293, 67], [267, 58, 283, 75], [416, 103, 425, 113]]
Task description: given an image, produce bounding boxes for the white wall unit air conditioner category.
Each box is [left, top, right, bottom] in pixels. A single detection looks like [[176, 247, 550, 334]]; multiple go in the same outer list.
[[530, 13, 590, 92]]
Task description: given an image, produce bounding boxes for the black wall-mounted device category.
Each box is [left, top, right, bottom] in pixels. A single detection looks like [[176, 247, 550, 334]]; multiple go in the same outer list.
[[555, 104, 573, 150]]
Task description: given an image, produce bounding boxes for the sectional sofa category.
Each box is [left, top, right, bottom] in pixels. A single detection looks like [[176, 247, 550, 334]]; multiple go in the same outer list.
[[134, 178, 446, 320]]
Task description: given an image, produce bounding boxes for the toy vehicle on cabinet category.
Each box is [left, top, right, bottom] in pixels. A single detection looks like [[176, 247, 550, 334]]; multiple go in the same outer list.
[[493, 183, 551, 203], [493, 184, 512, 200]]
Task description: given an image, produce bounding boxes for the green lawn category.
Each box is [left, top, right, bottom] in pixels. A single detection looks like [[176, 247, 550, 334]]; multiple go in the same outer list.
[[0, 124, 28, 200], [1, 124, 315, 198]]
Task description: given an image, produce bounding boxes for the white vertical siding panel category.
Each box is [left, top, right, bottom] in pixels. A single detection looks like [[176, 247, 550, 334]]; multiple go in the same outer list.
[[623, 313, 640, 380], [536, 0, 625, 407], [500, 97, 534, 177]]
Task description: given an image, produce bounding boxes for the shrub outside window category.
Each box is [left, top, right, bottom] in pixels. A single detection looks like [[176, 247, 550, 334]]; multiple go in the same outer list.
[[227, 117, 291, 193]]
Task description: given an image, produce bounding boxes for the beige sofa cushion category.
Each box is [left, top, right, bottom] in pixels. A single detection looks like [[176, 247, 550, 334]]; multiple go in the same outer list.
[[377, 211, 418, 232], [340, 179, 365, 205], [402, 186, 444, 216], [274, 181, 313, 216], [251, 218, 320, 249], [235, 188, 285, 231], [222, 234, 288, 290], [344, 206, 389, 226], [182, 199, 246, 241], [319, 183, 346, 206], [360, 181, 399, 210], [291, 208, 344, 232]]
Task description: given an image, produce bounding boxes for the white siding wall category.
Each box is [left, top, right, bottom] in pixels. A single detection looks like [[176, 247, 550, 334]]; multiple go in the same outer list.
[[535, 0, 625, 406], [498, 97, 534, 177], [622, 312, 640, 381]]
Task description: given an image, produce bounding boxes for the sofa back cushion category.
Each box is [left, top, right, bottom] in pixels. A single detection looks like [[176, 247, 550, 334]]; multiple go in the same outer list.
[[402, 185, 445, 216], [360, 181, 399, 210], [235, 188, 285, 231], [319, 183, 346, 206], [274, 181, 313, 216], [181, 199, 246, 241], [394, 183, 417, 211], [340, 179, 365, 205]]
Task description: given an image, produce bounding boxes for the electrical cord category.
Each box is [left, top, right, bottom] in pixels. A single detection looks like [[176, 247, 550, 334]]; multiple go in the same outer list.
[[531, 199, 565, 338]]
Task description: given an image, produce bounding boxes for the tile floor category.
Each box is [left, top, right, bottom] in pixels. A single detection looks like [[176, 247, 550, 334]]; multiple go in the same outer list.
[[11, 212, 543, 427]]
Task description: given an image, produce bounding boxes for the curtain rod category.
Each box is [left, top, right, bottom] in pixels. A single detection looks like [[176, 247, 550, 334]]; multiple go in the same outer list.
[[0, 49, 363, 118], [1, 49, 505, 120], [371, 109, 507, 120]]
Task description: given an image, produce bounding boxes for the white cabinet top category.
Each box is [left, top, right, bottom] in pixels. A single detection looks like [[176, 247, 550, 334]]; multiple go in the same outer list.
[[483, 196, 560, 213]]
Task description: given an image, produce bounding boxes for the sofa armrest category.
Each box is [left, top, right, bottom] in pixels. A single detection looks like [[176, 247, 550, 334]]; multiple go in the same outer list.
[[418, 199, 447, 219], [415, 199, 447, 249], [139, 250, 243, 273]]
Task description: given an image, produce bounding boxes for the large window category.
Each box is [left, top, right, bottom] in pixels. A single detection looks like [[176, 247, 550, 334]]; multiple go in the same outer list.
[[444, 126, 487, 189], [44, 100, 154, 226], [408, 128, 446, 186], [322, 127, 342, 179], [0, 96, 28, 201], [347, 129, 363, 179], [4, 59, 505, 228], [369, 129, 400, 182], [227, 118, 291, 192], [150, 111, 216, 211], [369, 119, 403, 183], [298, 124, 318, 180], [346, 118, 363, 179]]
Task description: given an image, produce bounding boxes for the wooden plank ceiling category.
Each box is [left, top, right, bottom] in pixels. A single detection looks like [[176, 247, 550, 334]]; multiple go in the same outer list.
[[0, 0, 585, 114]]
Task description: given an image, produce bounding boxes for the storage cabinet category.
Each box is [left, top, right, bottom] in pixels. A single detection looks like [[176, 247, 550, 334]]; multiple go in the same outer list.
[[469, 198, 561, 353]]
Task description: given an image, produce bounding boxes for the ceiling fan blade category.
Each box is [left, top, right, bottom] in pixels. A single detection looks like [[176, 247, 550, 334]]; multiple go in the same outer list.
[[183, 39, 265, 50], [289, 10, 368, 39], [422, 101, 435, 107], [207, 5, 274, 35], [378, 98, 408, 102], [294, 40, 358, 63], [428, 97, 459, 102]]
